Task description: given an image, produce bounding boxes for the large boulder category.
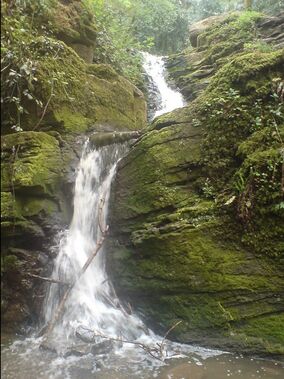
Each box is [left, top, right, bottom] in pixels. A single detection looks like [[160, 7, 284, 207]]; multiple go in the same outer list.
[[188, 13, 230, 47], [53, 0, 98, 63], [108, 14, 284, 355]]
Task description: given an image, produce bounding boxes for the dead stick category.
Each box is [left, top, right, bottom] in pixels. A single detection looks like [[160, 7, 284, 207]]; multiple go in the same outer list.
[[76, 326, 164, 361], [159, 320, 182, 354], [27, 273, 70, 286], [33, 82, 54, 130]]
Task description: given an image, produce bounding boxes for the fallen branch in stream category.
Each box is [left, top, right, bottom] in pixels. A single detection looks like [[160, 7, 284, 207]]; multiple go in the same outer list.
[[75, 321, 182, 362], [27, 273, 70, 286], [41, 198, 108, 344]]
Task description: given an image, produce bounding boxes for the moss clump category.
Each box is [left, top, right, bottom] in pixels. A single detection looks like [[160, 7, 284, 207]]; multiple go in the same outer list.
[[87, 64, 119, 81], [166, 12, 281, 102], [53, 107, 90, 133], [1, 132, 62, 194], [0, 131, 65, 246], [1, 255, 19, 274], [200, 12, 263, 63], [234, 314, 284, 352]]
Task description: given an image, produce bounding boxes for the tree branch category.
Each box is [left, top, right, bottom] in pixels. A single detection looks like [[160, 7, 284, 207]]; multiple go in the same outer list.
[[27, 273, 70, 286]]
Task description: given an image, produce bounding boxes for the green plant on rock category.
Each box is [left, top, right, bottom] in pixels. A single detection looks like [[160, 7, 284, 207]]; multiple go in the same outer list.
[[244, 41, 274, 53], [1, 1, 60, 132]]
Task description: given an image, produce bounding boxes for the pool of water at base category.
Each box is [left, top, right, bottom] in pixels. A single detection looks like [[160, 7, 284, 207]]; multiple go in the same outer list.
[[1, 335, 283, 379]]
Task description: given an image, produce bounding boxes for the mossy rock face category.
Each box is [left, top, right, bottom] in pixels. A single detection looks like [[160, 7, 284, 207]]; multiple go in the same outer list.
[[5, 38, 146, 133], [1, 130, 75, 244], [166, 12, 284, 102], [2, 18, 146, 134], [1, 131, 75, 331], [109, 13, 284, 355], [1, 132, 62, 193]]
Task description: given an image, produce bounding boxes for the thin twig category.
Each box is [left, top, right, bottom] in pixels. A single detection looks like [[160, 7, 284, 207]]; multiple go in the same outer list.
[[76, 326, 164, 361], [33, 82, 54, 130], [76, 320, 183, 362], [27, 273, 70, 286], [1, 63, 10, 72], [159, 320, 182, 354]]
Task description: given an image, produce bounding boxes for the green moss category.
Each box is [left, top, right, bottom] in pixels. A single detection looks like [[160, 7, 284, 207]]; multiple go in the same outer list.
[[87, 64, 119, 81], [206, 50, 284, 95], [53, 107, 90, 132], [236, 314, 284, 347], [2, 32, 146, 133], [0, 132, 64, 243], [1, 132, 62, 195], [1, 192, 20, 219], [1, 255, 19, 274]]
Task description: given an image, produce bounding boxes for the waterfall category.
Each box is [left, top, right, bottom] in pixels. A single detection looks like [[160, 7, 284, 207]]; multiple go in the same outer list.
[[3, 52, 282, 379], [43, 142, 149, 352], [142, 52, 184, 120]]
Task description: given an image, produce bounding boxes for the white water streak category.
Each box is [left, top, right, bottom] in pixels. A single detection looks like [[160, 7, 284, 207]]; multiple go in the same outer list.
[[142, 52, 184, 119], [44, 142, 147, 350]]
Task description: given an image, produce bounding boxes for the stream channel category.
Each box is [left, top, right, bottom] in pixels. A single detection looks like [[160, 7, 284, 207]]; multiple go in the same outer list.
[[1, 53, 284, 379]]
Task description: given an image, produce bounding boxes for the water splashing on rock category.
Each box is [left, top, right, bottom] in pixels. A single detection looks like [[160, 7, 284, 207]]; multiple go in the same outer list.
[[142, 52, 184, 120]]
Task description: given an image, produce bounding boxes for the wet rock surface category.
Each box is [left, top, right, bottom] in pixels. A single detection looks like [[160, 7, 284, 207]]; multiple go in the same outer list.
[[109, 13, 284, 355]]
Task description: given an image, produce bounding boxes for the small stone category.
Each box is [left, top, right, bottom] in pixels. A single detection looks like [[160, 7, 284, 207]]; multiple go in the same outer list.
[[91, 340, 114, 356]]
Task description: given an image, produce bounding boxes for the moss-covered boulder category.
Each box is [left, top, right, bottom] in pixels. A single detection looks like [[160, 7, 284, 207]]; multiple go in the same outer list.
[[109, 13, 284, 355], [1, 36, 146, 134], [52, 0, 98, 63]]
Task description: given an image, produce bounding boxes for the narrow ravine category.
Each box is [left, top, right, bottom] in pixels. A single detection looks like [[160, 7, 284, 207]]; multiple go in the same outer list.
[[1, 53, 283, 379]]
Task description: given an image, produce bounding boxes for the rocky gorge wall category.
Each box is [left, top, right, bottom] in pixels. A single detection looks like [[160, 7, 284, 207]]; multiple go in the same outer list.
[[1, 0, 146, 332], [109, 12, 284, 356]]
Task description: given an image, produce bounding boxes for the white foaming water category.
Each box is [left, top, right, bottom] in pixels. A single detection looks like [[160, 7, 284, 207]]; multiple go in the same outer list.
[[43, 142, 152, 351], [142, 52, 184, 119]]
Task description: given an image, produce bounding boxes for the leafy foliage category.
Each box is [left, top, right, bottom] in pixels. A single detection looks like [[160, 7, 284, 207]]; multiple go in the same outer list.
[[85, 0, 144, 84], [1, 0, 58, 132], [185, 0, 284, 22]]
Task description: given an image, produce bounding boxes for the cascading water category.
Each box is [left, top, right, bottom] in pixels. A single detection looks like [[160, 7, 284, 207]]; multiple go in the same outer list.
[[43, 142, 150, 352], [2, 53, 284, 379], [142, 52, 184, 120], [42, 53, 186, 352]]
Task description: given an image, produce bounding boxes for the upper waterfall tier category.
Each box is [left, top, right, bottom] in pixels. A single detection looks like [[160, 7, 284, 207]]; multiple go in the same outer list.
[[142, 52, 184, 120]]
